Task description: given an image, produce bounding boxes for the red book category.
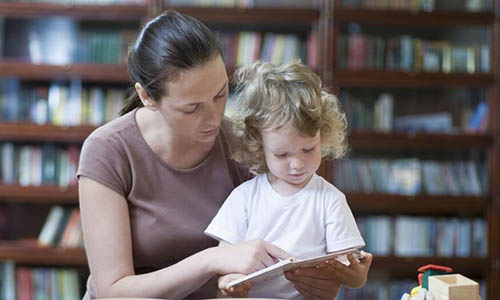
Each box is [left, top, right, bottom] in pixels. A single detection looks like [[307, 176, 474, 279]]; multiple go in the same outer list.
[[16, 267, 33, 300]]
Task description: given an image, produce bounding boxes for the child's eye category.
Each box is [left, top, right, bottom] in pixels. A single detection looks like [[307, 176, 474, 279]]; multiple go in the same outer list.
[[274, 153, 288, 158], [303, 146, 315, 153]]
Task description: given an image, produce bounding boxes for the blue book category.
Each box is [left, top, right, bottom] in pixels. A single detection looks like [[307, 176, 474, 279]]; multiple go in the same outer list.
[[467, 101, 488, 132]]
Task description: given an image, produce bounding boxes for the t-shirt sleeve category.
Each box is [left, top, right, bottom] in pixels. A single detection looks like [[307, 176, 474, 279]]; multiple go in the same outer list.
[[204, 186, 248, 244], [325, 193, 365, 252], [77, 135, 131, 197]]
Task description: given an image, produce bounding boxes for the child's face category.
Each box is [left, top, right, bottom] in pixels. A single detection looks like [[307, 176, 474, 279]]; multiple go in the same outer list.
[[261, 123, 321, 191]]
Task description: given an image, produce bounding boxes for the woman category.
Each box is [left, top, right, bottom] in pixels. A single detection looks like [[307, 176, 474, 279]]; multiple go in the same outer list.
[[78, 10, 353, 300]]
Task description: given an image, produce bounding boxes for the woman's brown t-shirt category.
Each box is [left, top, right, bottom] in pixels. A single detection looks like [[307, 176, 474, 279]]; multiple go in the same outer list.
[[77, 108, 248, 299]]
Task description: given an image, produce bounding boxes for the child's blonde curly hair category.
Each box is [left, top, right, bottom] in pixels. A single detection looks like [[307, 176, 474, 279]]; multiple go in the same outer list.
[[231, 60, 348, 175]]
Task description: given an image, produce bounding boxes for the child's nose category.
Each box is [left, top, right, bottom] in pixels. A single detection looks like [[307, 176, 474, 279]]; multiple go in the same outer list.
[[290, 157, 305, 170]]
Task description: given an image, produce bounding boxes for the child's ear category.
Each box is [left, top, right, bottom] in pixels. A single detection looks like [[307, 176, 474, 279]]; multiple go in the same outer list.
[[135, 82, 158, 111]]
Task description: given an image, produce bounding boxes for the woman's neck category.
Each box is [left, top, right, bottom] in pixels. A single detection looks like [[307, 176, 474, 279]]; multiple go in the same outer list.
[[136, 108, 216, 169]]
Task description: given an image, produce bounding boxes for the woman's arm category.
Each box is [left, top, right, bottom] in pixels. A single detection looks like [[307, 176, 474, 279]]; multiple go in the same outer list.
[[80, 177, 287, 299], [80, 176, 216, 299]]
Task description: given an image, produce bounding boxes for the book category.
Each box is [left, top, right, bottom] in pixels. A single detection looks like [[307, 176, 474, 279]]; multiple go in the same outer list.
[[38, 205, 66, 247], [227, 248, 364, 288], [394, 112, 453, 133]]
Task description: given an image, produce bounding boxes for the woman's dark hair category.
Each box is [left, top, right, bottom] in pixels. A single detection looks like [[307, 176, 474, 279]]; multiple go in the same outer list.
[[121, 10, 222, 115]]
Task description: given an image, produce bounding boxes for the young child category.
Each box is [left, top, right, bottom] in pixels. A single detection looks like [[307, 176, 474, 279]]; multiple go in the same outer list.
[[205, 61, 371, 299]]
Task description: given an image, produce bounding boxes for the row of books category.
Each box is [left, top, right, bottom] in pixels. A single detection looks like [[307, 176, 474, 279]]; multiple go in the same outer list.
[[357, 216, 488, 257], [0, 261, 80, 300], [2, 16, 317, 67], [3, 18, 136, 65], [217, 31, 317, 68], [39, 206, 83, 249], [75, 29, 136, 65], [333, 159, 486, 196], [341, 92, 489, 133], [338, 279, 415, 300], [337, 33, 490, 73], [0, 78, 125, 126], [340, 0, 490, 12], [167, 0, 317, 7], [1, 0, 144, 3], [337, 278, 487, 300], [0, 143, 80, 187]]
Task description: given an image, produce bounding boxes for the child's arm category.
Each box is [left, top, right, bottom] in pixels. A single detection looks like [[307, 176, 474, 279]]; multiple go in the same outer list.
[[325, 251, 373, 289], [283, 251, 372, 300]]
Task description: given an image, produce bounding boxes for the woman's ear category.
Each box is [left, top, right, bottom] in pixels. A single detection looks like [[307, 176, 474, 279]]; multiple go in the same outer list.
[[135, 82, 158, 111]]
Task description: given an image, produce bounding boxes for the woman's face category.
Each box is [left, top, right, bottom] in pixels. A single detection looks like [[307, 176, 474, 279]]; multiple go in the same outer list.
[[158, 55, 229, 144]]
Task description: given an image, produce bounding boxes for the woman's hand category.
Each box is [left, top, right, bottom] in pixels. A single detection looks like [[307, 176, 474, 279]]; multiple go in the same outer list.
[[210, 239, 291, 275], [218, 273, 252, 298]]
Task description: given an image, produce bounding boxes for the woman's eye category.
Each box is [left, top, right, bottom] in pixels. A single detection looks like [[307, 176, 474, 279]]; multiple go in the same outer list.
[[274, 153, 287, 158], [184, 105, 199, 114]]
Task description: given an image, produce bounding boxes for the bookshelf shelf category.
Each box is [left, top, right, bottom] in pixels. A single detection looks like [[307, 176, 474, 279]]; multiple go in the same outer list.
[[329, 2, 500, 296], [0, 240, 86, 266], [335, 8, 495, 26], [167, 6, 319, 25], [372, 256, 489, 277], [0, 123, 96, 143], [347, 193, 486, 216], [348, 131, 493, 150], [0, 185, 78, 204], [0, 60, 130, 83], [333, 70, 495, 88], [0, 2, 147, 20]]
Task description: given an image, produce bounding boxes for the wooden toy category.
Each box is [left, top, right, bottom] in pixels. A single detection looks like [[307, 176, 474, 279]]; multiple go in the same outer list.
[[428, 274, 480, 300]]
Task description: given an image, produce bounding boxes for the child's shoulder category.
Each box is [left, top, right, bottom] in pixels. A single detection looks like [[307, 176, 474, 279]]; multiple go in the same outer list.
[[233, 173, 267, 192], [313, 174, 346, 201]]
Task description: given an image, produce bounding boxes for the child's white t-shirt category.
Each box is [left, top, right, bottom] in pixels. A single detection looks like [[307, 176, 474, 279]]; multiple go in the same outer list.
[[204, 173, 365, 299]]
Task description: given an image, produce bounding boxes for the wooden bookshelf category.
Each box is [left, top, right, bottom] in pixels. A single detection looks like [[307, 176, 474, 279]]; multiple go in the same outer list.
[[333, 70, 496, 88], [335, 8, 495, 26], [0, 60, 130, 83], [0, 2, 147, 20], [0, 240, 86, 266], [348, 131, 494, 150], [0, 123, 95, 143], [372, 256, 490, 277], [0, 185, 78, 204], [1, 1, 498, 298], [347, 193, 487, 216], [0, 1, 141, 295], [164, 6, 319, 25], [329, 1, 500, 298]]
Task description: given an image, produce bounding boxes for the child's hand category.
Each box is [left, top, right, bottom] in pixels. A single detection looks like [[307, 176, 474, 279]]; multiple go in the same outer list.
[[218, 273, 252, 298], [284, 266, 341, 300], [325, 251, 373, 289]]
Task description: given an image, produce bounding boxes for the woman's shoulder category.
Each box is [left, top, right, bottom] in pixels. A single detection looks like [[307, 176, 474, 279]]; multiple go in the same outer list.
[[85, 109, 137, 145]]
